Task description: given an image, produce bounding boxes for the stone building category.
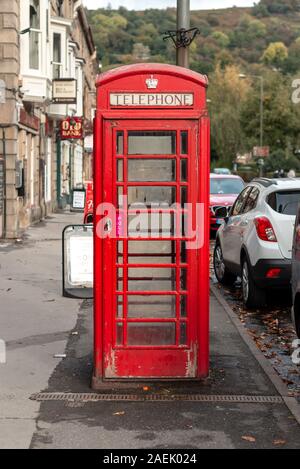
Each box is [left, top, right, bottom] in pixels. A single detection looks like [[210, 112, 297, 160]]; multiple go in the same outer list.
[[0, 0, 20, 238], [0, 0, 97, 238]]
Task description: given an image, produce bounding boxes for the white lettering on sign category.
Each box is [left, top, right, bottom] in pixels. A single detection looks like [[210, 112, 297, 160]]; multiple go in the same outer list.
[[110, 93, 194, 107]]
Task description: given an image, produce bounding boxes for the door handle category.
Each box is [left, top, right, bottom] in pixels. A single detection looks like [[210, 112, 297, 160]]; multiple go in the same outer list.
[[104, 218, 113, 233]]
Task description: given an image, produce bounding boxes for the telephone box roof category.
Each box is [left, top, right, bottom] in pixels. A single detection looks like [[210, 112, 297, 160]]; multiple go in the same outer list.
[[96, 63, 208, 88]]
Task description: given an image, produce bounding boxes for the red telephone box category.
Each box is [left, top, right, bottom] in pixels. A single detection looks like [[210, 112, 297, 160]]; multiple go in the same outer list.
[[93, 64, 210, 386]]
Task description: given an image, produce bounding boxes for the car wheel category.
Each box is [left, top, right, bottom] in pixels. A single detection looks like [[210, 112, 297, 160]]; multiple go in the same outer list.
[[242, 258, 266, 309], [213, 243, 236, 286]]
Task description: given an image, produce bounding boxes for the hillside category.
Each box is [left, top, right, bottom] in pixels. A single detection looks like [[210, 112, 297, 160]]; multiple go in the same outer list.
[[86, 3, 300, 75], [86, 1, 300, 170]]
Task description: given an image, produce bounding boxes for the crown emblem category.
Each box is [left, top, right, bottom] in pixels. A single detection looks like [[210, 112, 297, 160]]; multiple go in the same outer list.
[[146, 75, 158, 89]]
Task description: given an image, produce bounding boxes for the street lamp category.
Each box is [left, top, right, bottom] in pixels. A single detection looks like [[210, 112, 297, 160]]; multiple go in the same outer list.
[[239, 73, 264, 148]]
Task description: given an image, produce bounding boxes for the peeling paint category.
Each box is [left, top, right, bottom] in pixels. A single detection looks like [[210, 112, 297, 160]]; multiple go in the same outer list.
[[186, 342, 198, 377], [105, 350, 117, 378]]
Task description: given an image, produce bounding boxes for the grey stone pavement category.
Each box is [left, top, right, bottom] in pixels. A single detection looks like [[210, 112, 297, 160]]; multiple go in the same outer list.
[[0, 212, 300, 449]]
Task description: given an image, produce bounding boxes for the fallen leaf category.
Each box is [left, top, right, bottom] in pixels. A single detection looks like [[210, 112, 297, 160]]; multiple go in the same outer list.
[[242, 435, 256, 443], [113, 411, 125, 416], [273, 439, 286, 446]]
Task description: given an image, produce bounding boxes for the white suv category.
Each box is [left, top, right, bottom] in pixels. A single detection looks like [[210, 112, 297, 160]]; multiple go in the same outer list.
[[213, 178, 300, 308]]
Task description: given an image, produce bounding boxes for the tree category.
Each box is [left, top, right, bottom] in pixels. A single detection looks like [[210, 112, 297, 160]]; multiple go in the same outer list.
[[241, 73, 300, 154], [252, 2, 270, 17], [261, 42, 288, 68], [259, 0, 300, 13], [211, 31, 230, 48], [208, 65, 250, 166], [285, 38, 300, 73], [132, 43, 150, 61]]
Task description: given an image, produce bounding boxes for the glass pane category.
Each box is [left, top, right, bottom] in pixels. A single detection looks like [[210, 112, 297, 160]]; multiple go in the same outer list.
[[128, 241, 176, 264], [180, 269, 187, 290], [180, 296, 187, 318], [128, 132, 176, 155], [128, 159, 176, 182], [117, 268, 123, 291], [117, 296, 123, 318], [128, 295, 176, 318], [181, 159, 188, 182], [117, 132, 124, 155], [29, 31, 40, 69], [128, 267, 176, 291], [128, 212, 175, 237], [117, 241, 123, 264], [181, 131, 188, 154], [128, 323, 176, 346], [180, 322, 187, 345], [117, 160, 123, 182], [128, 187, 176, 207], [181, 187, 188, 208], [116, 323, 123, 345], [181, 242, 187, 263], [117, 187, 124, 208]]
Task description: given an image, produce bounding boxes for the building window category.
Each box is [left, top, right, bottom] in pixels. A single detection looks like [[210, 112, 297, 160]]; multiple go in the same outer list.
[[53, 33, 62, 78], [56, 0, 64, 16], [29, 0, 41, 70]]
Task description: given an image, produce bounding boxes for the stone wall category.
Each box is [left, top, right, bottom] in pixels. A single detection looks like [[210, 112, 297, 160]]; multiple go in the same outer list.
[[0, 0, 20, 238]]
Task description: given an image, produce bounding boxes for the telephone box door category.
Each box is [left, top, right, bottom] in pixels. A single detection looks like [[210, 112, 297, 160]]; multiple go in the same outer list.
[[102, 119, 202, 379]]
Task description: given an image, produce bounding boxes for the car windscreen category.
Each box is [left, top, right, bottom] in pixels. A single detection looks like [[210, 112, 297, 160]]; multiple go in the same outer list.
[[268, 190, 300, 215], [210, 178, 244, 195]]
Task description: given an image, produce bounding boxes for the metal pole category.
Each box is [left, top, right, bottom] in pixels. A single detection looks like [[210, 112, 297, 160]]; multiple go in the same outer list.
[[177, 0, 190, 68], [259, 77, 264, 148]]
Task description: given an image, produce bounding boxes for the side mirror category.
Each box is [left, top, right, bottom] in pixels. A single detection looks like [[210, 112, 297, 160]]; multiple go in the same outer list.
[[214, 206, 229, 219]]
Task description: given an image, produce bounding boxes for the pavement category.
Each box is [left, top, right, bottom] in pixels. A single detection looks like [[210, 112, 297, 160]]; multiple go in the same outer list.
[[0, 212, 300, 449]]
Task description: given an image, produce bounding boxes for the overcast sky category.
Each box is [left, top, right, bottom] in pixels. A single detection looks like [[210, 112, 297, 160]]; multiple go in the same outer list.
[[83, 0, 254, 10]]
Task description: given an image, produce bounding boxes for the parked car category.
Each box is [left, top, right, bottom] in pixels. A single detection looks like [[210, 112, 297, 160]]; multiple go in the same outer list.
[[84, 180, 94, 224], [213, 168, 232, 175], [213, 178, 300, 308], [291, 204, 300, 338], [210, 174, 245, 232]]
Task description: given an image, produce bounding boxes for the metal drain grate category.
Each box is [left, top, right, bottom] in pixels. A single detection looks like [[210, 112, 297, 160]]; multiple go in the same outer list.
[[30, 393, 283, 404]]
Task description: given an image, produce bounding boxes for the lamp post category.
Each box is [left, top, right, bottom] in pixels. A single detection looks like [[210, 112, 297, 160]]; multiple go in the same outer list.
[[177, 0, 190, 68], [239, 73, 264, 148]]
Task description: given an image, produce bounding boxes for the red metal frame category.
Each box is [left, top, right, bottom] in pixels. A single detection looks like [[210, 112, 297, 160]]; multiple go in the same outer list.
[[93, 64, 209, 383]]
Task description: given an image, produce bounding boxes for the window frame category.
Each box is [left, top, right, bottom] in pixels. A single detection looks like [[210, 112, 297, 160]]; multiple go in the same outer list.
[[231, 186, 252, 217], [243, 186, 260, 214]]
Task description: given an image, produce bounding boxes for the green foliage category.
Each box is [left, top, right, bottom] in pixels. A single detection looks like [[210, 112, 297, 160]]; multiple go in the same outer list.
[[259, 0, 300, 14], [86, 5, 300, 166], [261, 42, 288, 67], [211, 31, 230, 48], [252, 2, 270, 17]]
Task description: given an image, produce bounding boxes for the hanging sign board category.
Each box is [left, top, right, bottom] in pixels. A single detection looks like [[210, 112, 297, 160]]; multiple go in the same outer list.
[[253, 146, 269, 158], [52, 79, 77, 104], [60, 117, 83, 140]]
